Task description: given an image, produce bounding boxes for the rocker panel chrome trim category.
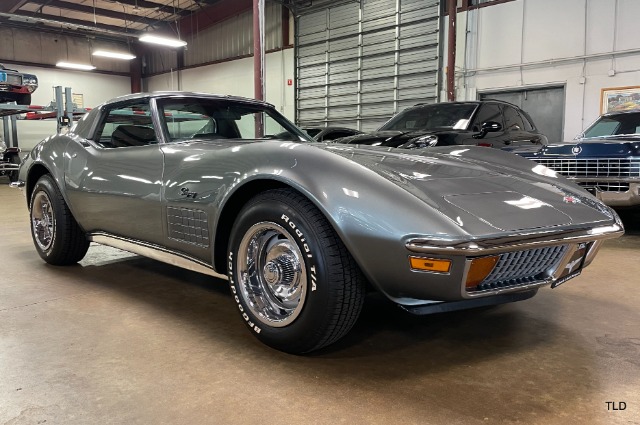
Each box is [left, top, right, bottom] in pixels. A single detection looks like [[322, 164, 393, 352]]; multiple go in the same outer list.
[[89, 232, 227, 280]]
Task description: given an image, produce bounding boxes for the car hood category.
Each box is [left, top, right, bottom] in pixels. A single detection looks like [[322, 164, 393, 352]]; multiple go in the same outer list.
[[524, 136, 640, 158], [317, 144, 613, 232], [335, 130, 461, 148]]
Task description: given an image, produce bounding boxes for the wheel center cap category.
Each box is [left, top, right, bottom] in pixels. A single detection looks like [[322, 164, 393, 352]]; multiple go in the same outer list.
[[263, 260, 282, 285]]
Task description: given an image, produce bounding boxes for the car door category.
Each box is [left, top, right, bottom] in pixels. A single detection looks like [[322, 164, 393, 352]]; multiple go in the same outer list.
[[64, 99, 165, 245], [466, 103, 506, 146], [500, 105, 543, 150]]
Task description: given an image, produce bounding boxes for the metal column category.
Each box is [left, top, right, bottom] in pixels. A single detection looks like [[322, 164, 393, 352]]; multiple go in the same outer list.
[[253, 0, 265, 137]]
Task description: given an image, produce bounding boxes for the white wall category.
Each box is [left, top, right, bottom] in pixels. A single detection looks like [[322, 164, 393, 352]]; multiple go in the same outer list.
[[1, 64, 131, 150], [449, 0, 640, 141], [144, 49, 296, 121]]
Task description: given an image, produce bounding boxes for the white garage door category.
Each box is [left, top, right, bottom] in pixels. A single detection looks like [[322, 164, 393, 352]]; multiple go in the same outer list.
[[296, 0, 440, 131]]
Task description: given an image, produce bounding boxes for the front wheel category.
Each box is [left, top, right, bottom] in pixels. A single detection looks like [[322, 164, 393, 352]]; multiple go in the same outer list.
[[30, 174, 89, 265], [228, 189, 366, 354]]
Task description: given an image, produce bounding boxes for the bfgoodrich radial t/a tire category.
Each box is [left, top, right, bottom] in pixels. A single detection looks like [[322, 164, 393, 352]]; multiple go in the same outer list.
[[228, 189, 366, 354], [30, 174, 89, 265]]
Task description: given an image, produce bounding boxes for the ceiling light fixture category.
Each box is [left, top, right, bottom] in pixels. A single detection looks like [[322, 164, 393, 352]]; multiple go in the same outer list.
[[139, 34, 187, 48], [93, 50, 136, 60], [56, 61, 97, 71]]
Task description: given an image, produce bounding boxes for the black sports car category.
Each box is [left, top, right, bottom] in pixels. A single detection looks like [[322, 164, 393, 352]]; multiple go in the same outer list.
[[302, 126, 362, 142], [335, 100, 548, 151]]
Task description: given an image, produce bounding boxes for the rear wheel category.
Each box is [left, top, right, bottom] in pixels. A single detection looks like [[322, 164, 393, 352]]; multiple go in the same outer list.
[[228, 189, 366, 354], [30, 174, 89, 265]]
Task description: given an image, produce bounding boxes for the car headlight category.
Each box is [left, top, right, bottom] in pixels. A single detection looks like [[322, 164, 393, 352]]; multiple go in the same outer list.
[[25, 76, 38, 93], [405, 135, 438, 149]]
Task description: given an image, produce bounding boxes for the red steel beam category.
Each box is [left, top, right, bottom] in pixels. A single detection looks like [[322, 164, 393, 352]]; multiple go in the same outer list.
[[446, 0, 457, 101]]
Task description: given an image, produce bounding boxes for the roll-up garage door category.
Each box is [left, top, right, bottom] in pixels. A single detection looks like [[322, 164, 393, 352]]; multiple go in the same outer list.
[[296, 0, 440, 132]]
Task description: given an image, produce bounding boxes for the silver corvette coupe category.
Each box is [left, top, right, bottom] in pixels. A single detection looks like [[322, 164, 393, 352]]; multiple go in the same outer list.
[[15, 92, 623, 353]]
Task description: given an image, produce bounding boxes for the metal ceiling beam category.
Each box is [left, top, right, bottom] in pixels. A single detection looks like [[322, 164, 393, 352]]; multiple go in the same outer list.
[[106, 0, 193, 17], [25, 0, 158, 27], [0, 18, 133, 42], [0, 0, 29, 13], [4, 11, 139, 36]]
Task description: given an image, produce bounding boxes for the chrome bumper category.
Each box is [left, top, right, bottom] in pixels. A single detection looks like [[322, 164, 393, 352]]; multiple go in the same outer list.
[[405, 223, 624, 256], [580, 181, 640, 207]]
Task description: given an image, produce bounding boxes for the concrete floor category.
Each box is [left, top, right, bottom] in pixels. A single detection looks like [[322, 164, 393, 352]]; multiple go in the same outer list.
[[0, 182, 639, 425]]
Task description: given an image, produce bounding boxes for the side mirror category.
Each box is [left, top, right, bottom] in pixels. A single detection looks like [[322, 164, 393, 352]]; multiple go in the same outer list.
[[473, 121, 502, 139]]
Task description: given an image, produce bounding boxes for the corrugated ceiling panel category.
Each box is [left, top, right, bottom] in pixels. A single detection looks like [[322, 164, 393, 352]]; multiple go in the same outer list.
[[150, 3, 283, 73]]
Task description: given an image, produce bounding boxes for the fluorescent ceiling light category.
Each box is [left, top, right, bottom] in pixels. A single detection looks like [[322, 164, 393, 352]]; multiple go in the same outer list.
[[139, 34, 187, 48], [93, 50, 136, 60], [56, 61, 96, 71]]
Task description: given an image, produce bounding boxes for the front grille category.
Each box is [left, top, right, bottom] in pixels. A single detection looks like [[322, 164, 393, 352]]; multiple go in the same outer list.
[[471, 245, 568, 292], [580, 181, 630, 192], [534, 158, 640, 178]]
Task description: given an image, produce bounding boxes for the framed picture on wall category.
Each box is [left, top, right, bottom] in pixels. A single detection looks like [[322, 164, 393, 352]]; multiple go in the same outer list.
[[600, 86, 640, 114]]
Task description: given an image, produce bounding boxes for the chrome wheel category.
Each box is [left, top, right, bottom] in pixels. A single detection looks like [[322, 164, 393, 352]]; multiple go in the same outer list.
[[31, 191, 55, 251], [237, 222, 307, 327]]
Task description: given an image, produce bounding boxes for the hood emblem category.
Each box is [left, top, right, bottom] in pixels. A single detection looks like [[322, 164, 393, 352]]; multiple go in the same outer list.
[[563, 195, 580, 204], [571, 145, 582, 155]]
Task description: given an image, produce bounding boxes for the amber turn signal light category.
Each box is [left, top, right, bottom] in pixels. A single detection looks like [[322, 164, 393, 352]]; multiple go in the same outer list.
[[409, 257, 451, 273], [465, 255, 499, 288]]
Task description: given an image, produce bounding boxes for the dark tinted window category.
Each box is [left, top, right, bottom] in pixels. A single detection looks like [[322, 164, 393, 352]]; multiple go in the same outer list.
[[582, 113, 640, 138], [323, 130, 359, 141], [471, 103, 502, 132], [303, 128, 322, 138], [503, 106, 526, 131], [380, 103, 478, 131]]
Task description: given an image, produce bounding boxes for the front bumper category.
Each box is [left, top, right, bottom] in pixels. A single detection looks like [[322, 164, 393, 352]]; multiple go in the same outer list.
[[395, 222, 623, 304], [572, 179, 640, 207]]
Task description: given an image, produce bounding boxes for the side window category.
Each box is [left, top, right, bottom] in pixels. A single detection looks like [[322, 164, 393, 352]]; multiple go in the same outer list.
[[471, 104, 503, 132], [520, 112, 536, 131], [93, 102, 157, 148], [503, 106, 526, 131]]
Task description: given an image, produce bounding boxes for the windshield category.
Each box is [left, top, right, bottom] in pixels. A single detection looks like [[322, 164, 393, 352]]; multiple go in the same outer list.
[[581, 112, 640, 139], [157, 98, 312, 143], [379, 103, 478, 131]]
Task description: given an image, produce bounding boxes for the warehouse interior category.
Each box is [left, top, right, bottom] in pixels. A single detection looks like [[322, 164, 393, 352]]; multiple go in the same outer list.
[[1, 0, 639, 423]]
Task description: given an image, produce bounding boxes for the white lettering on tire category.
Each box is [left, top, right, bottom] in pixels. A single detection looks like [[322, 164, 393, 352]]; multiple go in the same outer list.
[[281, 213, 317, 291], [228, 250, 262, 334]]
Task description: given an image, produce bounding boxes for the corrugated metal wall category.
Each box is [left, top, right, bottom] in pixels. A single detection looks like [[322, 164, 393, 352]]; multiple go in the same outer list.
[[296, 0, 440, 131], [0, 27, 130, 73], [146, 2, 284, 75]]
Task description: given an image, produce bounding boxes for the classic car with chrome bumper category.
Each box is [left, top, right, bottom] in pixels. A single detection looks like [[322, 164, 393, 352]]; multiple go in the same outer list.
[[0, 64, 38, 105], [519, 111, 640, 208], [14, 91, 624, 353]]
